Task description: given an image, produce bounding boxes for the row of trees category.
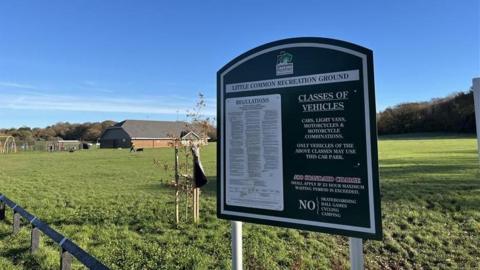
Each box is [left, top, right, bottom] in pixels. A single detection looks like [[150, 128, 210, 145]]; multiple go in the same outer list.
[[377, 90, 475, 134], [1, 120, 218, 143], [0, 121, 116, 143]]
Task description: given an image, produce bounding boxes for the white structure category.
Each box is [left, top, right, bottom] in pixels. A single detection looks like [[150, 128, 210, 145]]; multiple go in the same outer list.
[[349, 238, 364, 270], [231, 221, 242, 270], [473, 77, 480, 159]]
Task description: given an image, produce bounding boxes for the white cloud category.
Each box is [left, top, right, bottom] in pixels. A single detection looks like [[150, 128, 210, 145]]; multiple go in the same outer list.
[[0, 81, 38, 90]]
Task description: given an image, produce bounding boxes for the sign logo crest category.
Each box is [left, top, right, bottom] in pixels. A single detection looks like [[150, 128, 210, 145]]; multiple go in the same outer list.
[[276, 51, 293, 76]]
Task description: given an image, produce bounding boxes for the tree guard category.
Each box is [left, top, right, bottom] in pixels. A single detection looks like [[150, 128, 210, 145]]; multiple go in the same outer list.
[[0, 136, 16, 154]]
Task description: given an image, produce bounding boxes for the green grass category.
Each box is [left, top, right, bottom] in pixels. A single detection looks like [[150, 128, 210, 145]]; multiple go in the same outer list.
[[0, 138, 478, 269]]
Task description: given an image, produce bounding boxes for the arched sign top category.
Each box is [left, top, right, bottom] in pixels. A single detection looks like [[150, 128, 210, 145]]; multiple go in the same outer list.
[[218, 37, 372, 76], [217, 37, 382, 240]]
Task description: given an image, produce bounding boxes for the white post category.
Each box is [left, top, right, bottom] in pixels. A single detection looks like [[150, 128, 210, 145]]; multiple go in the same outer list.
[[232, 221, 243, 270], [349, 237, 364, 270], [472, 77, 480, 159]]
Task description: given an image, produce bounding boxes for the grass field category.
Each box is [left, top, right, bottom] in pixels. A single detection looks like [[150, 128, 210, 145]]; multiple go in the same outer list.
[[0, 136, 479, 269]]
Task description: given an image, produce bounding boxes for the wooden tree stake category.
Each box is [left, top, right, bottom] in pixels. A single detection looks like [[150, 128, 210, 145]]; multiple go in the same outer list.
[[193, 188, 200, 223], [13, 211, 21, 234], [192, 188, 197, 223], [60, 248, 73, 270], [175, 146, 179, 224], [31, 227, 40, 253]]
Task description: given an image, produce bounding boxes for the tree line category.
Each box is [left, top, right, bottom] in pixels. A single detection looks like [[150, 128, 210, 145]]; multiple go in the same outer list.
[[0, 120, 218, 143], [377, 90, 475, 135], [0, 121, 116, 143]]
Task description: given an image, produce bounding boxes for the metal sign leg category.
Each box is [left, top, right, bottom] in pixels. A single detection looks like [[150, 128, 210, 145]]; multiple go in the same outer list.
[[232, 221, 243, 270], [349, 237, 364, 270]]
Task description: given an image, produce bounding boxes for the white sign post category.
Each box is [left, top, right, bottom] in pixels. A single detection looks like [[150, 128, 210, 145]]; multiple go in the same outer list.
[[349, 238, 364, 270], [232, 221, 243, 270], [472, 77, 480, 159]]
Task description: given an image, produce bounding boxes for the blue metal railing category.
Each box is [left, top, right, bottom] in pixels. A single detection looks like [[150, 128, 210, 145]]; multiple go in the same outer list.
[[0, 194, 109, 270]]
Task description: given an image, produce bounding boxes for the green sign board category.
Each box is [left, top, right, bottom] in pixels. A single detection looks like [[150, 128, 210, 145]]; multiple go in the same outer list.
[[217, 37, 382, 239]]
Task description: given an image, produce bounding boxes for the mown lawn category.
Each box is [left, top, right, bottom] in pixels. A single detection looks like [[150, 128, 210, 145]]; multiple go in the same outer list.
[[0, 137, 478, 269]]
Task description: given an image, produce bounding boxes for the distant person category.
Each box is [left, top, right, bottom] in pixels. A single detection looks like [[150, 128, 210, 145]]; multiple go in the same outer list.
[[130, 142, 136, 152]]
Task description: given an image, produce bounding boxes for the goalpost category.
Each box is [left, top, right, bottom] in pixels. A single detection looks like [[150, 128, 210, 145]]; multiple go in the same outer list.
[[0, 136, 17, 154]]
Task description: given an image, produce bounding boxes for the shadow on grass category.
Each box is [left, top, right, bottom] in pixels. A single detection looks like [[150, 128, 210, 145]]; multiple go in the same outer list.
[[141, 182, 173, 192], [421, 149, 478, 155], [2, 246, 29, 259], [0, 246, 44, 269], [139, 176, 218, 197], [202, 176, 217, 197], [0, 229, 13, 240], [381, 164, 477, 178], [380, 157, 478, 178], [379, 156, 480, 211], [0, 243, 50, 269], [378, 132, 475, 140]]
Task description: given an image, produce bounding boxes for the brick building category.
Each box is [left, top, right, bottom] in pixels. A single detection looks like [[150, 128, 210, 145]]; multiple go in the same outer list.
[[99, 120, 207, 149]]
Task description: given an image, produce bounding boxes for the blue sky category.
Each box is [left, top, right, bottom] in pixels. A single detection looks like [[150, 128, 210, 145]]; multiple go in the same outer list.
[[0, 0, 478, 128]]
